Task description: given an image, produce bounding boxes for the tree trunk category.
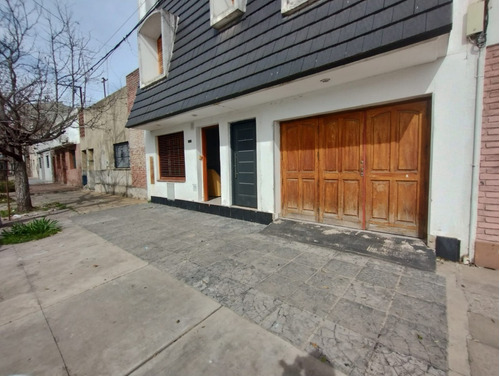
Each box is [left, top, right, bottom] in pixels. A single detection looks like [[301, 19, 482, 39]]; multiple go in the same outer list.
[[14, 158, 33, 213]]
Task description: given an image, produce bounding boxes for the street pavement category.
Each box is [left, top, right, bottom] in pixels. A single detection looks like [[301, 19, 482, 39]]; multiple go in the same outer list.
[[0, 188, 498, 375]]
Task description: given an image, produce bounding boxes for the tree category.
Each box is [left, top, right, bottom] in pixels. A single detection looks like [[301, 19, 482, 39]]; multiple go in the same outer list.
[[0, 0, 95, 212]]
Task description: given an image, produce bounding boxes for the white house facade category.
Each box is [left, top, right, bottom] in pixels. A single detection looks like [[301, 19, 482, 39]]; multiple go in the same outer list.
[[127, 0, 498, 261]]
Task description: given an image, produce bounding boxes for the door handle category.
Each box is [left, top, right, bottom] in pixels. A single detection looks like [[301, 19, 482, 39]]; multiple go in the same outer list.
[[360, 160, 364, 177]]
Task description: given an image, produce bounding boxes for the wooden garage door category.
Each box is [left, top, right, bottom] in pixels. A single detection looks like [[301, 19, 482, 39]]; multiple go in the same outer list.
[[281, 100, 429, 238]]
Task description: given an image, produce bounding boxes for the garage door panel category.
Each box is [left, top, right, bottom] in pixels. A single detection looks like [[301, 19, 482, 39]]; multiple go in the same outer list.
[[302, 178, 316, 213], [396, 181, 418, 224], [370, 180, 390, 220], [283, 126, 299, 172], [342, 120, 362, 172], [300, 124, 317, 172], [397, 110, 420, 172], [322, 119, 339, 172], [342, 180, 360, 217], [323, 180, 339, 215], [285, 178, 299, 210], [368, 111, 392, 172]]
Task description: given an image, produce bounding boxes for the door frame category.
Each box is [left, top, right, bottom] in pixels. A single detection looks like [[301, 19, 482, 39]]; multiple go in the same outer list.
[[201, 125, 220, 202]]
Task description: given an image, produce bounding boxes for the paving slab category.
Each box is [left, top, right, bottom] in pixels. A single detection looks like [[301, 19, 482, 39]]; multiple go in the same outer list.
[[44, 265, 220, 376], [13, 226, 148, 308], [130, 306, 342, 376], [468, 340, 499, 376], [0, 311, 67, 376], [0, 248, 40, 325], [468, 312, 499, 349]]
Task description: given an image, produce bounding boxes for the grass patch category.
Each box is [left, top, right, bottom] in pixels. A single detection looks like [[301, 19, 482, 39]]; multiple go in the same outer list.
[[0, 208, 16, 217], [39, 202, 69, 211], [0, 202, 70, 218], [0, 218, 62, 245]]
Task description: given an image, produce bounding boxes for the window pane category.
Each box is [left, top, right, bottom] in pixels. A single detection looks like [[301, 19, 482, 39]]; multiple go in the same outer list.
[[114, 142, 130, 168]]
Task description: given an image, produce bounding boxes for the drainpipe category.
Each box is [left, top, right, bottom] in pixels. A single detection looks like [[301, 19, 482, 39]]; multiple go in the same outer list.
[[467, 45, 485, 263]]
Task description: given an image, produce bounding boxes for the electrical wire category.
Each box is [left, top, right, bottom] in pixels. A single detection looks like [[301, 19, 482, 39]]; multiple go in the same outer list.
[[100, 0, 148, 49], [82, 0, 165, 78]]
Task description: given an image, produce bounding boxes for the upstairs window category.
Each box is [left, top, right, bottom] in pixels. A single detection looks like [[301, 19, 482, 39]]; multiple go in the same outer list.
[[210, 0, 246, 29], [138, 9, 178, 87], [157, 132, 185, 181], [281, 0, 317, 15]]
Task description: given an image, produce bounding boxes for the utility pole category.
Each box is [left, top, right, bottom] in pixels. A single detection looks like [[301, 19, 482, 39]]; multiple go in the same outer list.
[[101, 77, 108, 98]]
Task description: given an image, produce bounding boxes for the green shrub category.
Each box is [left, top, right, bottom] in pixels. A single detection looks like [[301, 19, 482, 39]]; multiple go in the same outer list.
[[0, 218, 62, 244]]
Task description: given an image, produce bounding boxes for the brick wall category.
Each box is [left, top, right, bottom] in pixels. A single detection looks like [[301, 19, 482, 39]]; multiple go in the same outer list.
[[475, 44, 499, 268], [126, 69, 140, 114], [126, 69, 147, 190]]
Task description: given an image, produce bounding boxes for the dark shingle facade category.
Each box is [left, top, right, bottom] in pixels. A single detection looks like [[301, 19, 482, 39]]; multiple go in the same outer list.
[[127, 0, 452, 128]]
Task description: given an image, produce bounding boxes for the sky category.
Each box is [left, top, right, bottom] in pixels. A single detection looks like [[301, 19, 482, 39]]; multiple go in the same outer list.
[[66, 0, 140, 101], [35, 0, 141, 103]]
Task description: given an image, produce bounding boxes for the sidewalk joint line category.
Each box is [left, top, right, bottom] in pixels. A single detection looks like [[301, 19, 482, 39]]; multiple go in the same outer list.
[[124, 305, 223, 376], [14, 245, 71, 376]]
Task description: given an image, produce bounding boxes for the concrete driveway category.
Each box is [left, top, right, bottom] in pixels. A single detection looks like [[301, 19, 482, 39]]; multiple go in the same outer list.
[[0, 188, 497, 375]]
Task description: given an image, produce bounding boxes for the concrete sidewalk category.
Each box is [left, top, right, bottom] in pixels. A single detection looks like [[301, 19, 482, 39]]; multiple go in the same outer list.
[[0, 216, 337, 376], [0, 188, 498, 375]]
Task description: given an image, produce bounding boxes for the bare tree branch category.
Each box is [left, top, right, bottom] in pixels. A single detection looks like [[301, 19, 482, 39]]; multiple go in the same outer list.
[[0, 0, 106, 212]]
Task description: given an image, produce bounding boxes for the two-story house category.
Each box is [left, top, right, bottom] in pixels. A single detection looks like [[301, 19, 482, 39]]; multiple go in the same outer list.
[[127, 0, 498, 264]]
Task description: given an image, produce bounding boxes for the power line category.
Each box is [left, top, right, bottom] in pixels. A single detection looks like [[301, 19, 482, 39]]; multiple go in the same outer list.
[[100, 0, 148, 49]]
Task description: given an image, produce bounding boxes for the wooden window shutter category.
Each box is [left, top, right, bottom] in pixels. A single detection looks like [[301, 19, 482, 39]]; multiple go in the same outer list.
[[158, 132, 185, 180], [157, 35, 163, 75]]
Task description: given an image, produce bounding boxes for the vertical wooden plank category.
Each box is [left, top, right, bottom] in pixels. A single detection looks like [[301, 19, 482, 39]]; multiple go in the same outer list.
[[397, 111, 420, 171], [149, 156, 155, 184], [157, 36, 163, 75]]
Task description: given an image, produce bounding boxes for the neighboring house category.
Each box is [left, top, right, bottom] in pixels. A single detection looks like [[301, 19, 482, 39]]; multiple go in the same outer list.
[[127, 0, 498, 263], [30, 117, 81, 186], [80, 70, 147, 199]]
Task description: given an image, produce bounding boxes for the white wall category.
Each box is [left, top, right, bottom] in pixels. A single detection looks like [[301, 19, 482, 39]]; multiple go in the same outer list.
[[144, 1, 480, 256]]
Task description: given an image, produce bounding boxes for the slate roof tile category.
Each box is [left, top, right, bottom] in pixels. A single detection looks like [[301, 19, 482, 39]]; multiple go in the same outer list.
[[402, 12, 427, 39], [392, 0, 416, 21], [426, 3, 452, 30], [381, 21, 404, 45], [366, 0, 385, 14]]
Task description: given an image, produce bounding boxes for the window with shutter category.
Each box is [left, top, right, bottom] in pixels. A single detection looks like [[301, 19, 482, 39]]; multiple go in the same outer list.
[[157, 132, 185, 181]]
